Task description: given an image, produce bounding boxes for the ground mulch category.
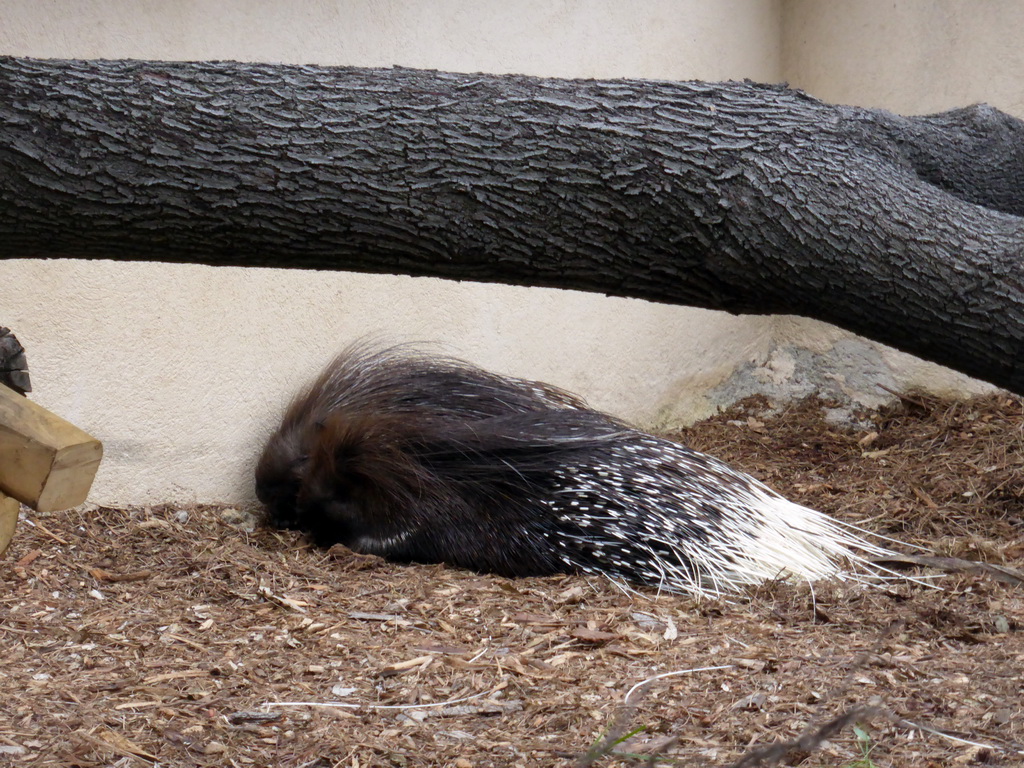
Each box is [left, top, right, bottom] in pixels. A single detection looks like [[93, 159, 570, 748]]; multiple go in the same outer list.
[[2, 393, 1022, 767]]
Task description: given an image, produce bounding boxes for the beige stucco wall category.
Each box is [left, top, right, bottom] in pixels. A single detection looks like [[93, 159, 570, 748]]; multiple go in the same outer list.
[[1, 1, 1015, 505], [782, 0, 1024, 116], [0, 0, 783, 504], [775, 0, 1023, 403]]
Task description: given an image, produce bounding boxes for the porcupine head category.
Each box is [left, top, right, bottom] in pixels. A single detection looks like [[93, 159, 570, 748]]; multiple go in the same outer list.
[[254, 419, 313, 530], [294, 409, 435, 554]]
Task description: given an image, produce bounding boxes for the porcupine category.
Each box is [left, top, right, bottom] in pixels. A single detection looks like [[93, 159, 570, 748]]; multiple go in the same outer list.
[[256, 343, 896, 597]]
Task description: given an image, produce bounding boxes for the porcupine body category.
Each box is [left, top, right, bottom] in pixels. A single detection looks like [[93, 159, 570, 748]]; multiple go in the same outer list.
[[257, 344, 895, 596]]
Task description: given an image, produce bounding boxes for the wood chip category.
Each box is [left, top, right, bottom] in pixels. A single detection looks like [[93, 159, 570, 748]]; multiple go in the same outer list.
[[89, 567, 153, 583], [227, 711, 283, 725], [349, 611, 402, 622], [378, 655, 433, 676], [570, 628, 619, 643], [257, 585, 308, 612]]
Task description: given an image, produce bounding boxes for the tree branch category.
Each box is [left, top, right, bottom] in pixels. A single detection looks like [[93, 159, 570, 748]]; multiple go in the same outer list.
[[1, 57, 1021, 391]]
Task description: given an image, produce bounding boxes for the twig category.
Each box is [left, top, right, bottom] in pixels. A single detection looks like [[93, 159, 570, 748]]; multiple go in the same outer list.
[[265, 686, 499, 711], [872, 553, 1024, 587], [22, 519, 71, 545], [893, 716, 1024, 756], [876, 383, 931, 409], [623, 665, 735, 707], [575, 700, 644, 768], [576, 665, 735, 767], [728, 705, 880, 768]]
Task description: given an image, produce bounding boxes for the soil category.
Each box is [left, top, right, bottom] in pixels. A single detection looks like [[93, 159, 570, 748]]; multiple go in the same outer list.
[[2, 393, 1023, 767]]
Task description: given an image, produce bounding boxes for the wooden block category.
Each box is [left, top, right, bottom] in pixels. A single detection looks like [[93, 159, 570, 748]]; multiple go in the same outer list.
[[0, 490, 18, 557], [0, 384, 103, 513]]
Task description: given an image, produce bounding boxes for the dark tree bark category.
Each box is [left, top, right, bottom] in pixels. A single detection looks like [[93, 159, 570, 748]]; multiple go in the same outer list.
[[0, 57, 1022, 391], [0, 327, 30, 395]]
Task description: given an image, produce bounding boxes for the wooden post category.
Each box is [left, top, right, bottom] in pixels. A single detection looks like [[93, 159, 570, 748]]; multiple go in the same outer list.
[[0, 384, 103, 513], [0, 490, 18, 557]]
